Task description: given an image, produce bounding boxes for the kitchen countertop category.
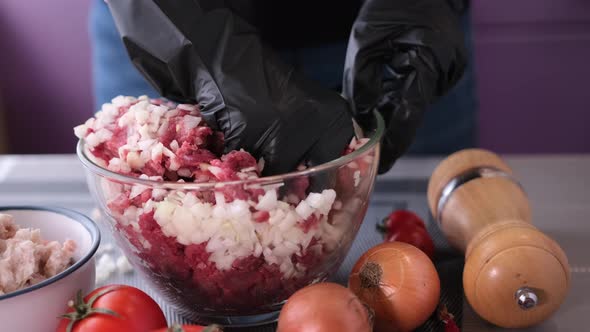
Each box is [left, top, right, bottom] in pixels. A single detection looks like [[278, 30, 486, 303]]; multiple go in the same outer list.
[[0, 153, 588, 331]]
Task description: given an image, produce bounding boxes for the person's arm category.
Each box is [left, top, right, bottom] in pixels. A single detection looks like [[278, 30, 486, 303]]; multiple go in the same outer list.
[[343, 0, 468, 174], [89, 0, 159, 111]]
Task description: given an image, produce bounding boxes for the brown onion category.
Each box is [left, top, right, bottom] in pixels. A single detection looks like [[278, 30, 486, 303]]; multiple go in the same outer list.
[[277, 282, 372, 332], [348, 242, 441, 332]]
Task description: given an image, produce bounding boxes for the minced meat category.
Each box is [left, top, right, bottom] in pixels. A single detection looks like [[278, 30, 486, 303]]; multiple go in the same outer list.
[[0, 214, 76, 295], [75, 95, 367, 313]]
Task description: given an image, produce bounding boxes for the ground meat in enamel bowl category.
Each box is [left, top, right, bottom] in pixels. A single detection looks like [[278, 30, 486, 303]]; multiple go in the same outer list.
[[0, 214, 76, 295]]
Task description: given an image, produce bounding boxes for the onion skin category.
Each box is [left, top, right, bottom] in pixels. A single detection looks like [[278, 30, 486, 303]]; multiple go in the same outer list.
[[276, 282, 372, 332], [348, 242, 441, 332]]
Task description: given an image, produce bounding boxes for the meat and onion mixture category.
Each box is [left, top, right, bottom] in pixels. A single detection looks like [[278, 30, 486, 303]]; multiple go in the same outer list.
[[75, 95, 368, 311], [0, 214, 77, 295]]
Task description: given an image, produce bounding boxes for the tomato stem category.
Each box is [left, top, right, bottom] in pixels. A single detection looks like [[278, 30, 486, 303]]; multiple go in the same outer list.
[[60, 286, 123, 332]]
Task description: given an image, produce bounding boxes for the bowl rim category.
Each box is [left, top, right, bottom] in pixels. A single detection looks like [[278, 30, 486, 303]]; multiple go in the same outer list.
[[76, 110, 385, 189], [0, 206, 100, 301]]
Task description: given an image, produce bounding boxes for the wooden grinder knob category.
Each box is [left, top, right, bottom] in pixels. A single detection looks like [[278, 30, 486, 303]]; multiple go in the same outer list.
[[427, 149, 570, 328]]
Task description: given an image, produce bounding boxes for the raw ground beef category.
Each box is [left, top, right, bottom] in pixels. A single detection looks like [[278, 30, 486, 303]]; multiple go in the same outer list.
[[76, 95, 370, 313]]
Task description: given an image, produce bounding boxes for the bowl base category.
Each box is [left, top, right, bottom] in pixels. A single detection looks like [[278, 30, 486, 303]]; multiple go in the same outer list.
[[179, 309, 280, 328]]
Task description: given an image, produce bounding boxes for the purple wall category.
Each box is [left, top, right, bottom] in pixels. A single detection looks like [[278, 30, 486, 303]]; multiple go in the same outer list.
[[0, 0, 94, 154], [472, 0, 590, 153], [0, 0, 589, 154]]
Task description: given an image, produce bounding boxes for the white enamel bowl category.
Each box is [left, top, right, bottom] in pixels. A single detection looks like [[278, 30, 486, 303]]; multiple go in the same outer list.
[[0, 206, 100, 332]]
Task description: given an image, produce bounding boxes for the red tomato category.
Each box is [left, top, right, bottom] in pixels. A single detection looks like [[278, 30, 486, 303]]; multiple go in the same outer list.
[[57, 284, 167, 332], [386, 224, 435, 260], [152, 324, 223, 332]]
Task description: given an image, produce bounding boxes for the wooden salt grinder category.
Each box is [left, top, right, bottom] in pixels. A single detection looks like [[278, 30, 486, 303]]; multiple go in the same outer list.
[[427, 149, 570, 328]]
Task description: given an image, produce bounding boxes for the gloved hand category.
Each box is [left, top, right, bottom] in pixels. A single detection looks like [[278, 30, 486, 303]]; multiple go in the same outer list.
[[105, 0, 354, 176], [343, 0, 468, 174]]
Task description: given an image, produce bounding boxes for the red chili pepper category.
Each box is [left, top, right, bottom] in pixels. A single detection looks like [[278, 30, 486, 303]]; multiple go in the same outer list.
[[377, 209, 426, 234], [386, 224, 435, 259], [377, 209, 435, 259], [438, 304, 460, 332]]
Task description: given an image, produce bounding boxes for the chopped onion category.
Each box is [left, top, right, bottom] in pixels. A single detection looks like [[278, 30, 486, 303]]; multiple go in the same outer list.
[[73, 124, 88, 139], [116, 255, 134, 274], [256, 190, 278, 211], [170, 140, 180, 151], [295, 201, 314, 220], [177, 168, 192, 178], [85, 133, 100, 148], [354, 170, 361, 187], [129, 184, 148, 199], [134, 109, 150, 124], [178, 104, 198, 111], [183, 115, 202, 130], [137, 139, 156, 151]]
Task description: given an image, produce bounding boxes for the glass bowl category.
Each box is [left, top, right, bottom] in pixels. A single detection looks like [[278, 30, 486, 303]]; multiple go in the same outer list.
[[77, 111, 384, 327]]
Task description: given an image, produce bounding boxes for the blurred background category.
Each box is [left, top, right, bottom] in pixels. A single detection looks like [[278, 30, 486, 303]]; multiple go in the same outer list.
[[0, 0, 588, 156]]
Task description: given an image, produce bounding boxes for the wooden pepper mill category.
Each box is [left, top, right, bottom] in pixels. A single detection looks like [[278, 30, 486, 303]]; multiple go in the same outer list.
[[427, 149, 570, 328]]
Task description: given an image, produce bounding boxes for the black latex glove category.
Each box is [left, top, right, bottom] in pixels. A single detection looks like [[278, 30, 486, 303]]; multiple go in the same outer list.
[[343, 0, 468, 174], [105, 0, 354, 176]]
